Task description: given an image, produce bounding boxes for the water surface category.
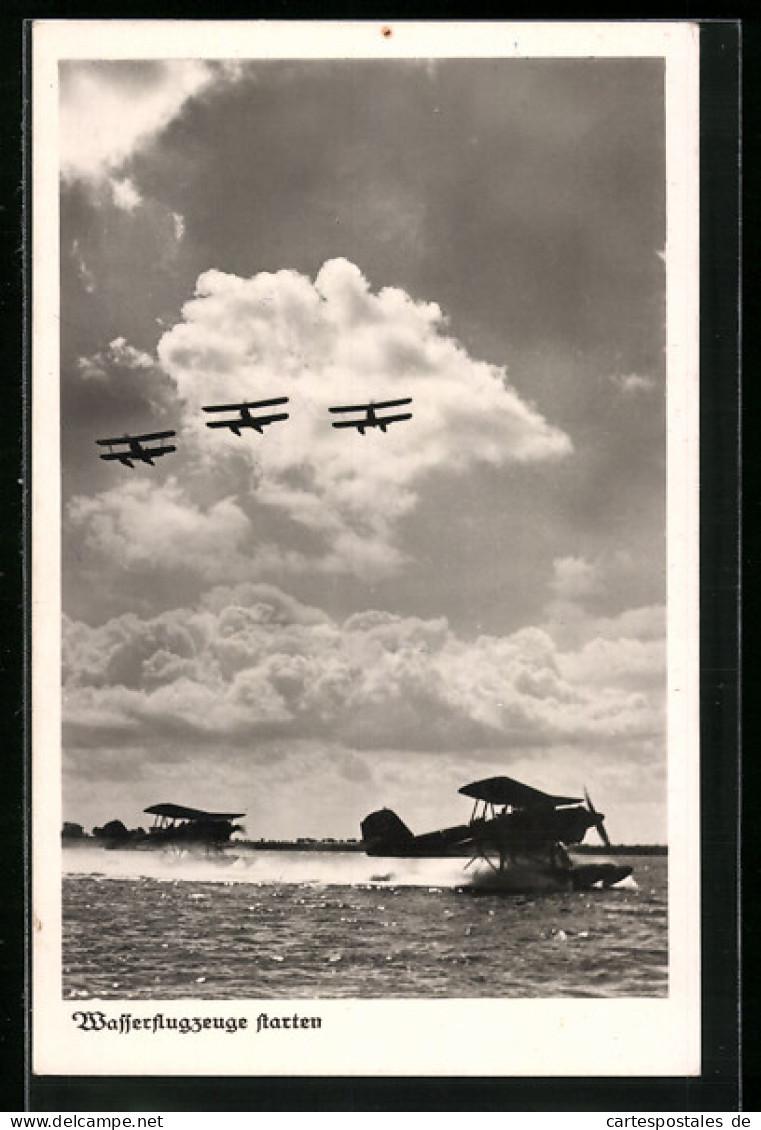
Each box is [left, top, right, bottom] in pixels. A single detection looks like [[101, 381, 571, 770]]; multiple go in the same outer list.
[[62, 846, 667, 999]]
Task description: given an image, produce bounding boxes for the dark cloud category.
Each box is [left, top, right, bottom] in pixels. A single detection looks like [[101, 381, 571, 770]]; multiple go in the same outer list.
[[58, 57, 668, 839]]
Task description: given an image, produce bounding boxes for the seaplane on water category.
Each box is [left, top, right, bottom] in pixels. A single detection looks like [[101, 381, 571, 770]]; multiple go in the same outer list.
[[144, 804, 245, 848], [361, 775, 633, 893], [96, 431, 177, 468], [329, 398, 412, 435], [97, 804, 246, 857], [202, 397, 290, 436]]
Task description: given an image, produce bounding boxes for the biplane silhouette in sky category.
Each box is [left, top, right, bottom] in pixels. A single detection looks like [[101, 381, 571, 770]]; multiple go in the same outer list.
[[361, 775, 633, 892], [96, 396, 414, 462], [202, 397, 290, 436], [96, 431, 177, 468], [329, 397, 412, 435]]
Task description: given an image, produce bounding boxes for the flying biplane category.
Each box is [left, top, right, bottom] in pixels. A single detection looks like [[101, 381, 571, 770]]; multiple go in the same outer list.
[[202, 398, 289, 436], [96, 431, 177, 468], [329, 398, 412, 435], [361, 775, 632, 892]]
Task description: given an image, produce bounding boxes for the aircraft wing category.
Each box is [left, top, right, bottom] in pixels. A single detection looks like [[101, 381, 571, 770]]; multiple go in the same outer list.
[[99, 452, 133, 463], [144, 803, 245, 821], [377, 412, 412, 424], [147, 445, 176, 457], [206, 414, 288, 429], [133, 430, 177, 441], [329, 398, 412, 414], [203, 398, 288, 412], [331, 419, 365, 429], [97, 430, 176, 445], [459, 775, 583, 810], [373, 398, 412, 410]]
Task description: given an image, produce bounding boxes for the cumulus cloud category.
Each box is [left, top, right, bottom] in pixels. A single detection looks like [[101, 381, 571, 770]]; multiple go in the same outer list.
[[68, 259, 572, 586], [110, 177, 143, 212], [161, 258, 571, 469], [72, 335, 180, 433], [71, 239, 96, 294], [559, 633, 665, 690], [78, 337, 155, 382], [611, 372, 657, 395], [171, 212, 185, 242], [550, 556, 601, 602], [66, 478, 253, 579], [60, 60, 243, 207], [63, 584, 664, 756], [61, 61, 212, 183]]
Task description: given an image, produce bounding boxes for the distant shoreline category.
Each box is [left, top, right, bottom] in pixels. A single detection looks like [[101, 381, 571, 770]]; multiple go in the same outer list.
[[62, 835, 667, 856], [237, 841, 668, 856]]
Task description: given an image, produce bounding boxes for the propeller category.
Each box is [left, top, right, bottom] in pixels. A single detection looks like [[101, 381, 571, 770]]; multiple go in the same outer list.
[[584, 787, 611, 848]]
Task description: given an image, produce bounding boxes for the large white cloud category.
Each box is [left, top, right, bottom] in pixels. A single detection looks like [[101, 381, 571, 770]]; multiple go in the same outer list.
[[161, 258, 571, 471], [70, 259, 572, 584], [63, 583, 664, 755]]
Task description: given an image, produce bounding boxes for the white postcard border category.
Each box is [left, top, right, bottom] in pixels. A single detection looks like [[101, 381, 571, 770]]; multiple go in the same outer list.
[[32, 19, 701, 1078]]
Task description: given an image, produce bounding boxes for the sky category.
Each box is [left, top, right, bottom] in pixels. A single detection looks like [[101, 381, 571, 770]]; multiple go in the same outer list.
[[59, 55, 667, 843]]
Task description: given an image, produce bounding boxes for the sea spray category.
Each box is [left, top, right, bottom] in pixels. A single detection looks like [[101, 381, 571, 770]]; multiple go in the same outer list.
[[63, 843, 476, 889]]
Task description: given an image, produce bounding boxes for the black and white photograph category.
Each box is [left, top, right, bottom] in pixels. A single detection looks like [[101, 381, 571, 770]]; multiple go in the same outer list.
[[32, 21, 700, 1078]]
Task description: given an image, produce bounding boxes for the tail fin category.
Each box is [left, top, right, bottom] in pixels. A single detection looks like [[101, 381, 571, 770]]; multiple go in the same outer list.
[[361, 808, 414, 853]]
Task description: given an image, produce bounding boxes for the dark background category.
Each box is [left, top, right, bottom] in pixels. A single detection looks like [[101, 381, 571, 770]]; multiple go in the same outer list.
[[0, 8, 745, 1114]]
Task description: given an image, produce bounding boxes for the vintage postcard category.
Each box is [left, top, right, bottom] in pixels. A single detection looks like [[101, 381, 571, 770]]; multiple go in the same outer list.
[[32, 20, 700, 1078]]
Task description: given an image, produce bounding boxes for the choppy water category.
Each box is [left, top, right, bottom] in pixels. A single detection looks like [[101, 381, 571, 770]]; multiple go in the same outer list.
[[62, 846, 667, 999]]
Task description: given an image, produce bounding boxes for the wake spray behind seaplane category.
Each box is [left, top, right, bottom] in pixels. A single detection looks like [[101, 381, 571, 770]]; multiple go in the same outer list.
[[361, 775, 633, 893]]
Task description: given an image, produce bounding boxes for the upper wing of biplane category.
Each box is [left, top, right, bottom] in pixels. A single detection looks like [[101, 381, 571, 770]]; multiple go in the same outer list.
[[458, 776, 583, 811], [96, 430, 177, 446], [144, 803, 245, 821], [202, 398, 289, 413], [329, 398, 412, 414], [374, 397, 412, 410]]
